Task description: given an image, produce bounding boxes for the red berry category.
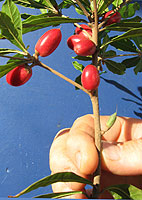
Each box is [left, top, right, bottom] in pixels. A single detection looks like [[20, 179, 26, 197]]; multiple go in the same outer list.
[[75, 24, 92, 38], [67, 35, 81, 50], [81, 65, 100, 91], [67, 35, 96, 56], [6, 65, 32, 86], [103, 10, 121, 26], [35, 28, 62, 57]]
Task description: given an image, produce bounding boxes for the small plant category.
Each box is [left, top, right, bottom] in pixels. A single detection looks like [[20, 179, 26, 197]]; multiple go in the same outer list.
[[0, 0, 142, 199]]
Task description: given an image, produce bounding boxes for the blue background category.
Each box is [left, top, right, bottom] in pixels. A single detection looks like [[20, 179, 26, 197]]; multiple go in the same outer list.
[[0, 0, 142, 198]]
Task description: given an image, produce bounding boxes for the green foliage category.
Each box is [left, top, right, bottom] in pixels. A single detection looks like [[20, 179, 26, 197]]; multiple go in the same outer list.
[[9, 172, 93, 198], [106, 184, 142, 199]]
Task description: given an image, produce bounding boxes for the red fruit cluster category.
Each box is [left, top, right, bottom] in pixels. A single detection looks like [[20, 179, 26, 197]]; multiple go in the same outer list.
[[103, 10, 121, 26], [6, 65, 32, 86], [67, 24, 96, 56], [35, 28, 62, 57], [81, 65, 100, 91]]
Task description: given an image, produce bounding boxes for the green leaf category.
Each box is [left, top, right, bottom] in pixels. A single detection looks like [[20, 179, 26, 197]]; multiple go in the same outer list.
[[106, 184, 142, 200], [2, 0, 22, 39], [98, 0, 113, 15], [103, 50, 116, 58], [122, 16, 142, 23], [122, 57, 140, 68], [34, 191, 84, 198], [132, 36, 142, 50], [110, 38, 138, 52], [72, 61, 84, 72], [75, 74, 81, 90], [106, 109, 117, 130], [0, 60, 27, 78], [12, 0, 48, 9], [105, 60, 126, 75], [119, 2, 140, 18], [59, 0, 75, 9], [22, 14, 87, 34], [72, 55, 92, 61], [0, 48, 25, 55], [9, 172, 93, 198], [0, 12, 27, 52], [105, 22, 142, 32], [100, 28, 142, 50], [112, 0, 123, 8], [134, 58, 142, 74]]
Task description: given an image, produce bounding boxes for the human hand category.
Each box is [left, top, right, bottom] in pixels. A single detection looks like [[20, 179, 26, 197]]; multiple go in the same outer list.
[[49, 114, 142, 198]]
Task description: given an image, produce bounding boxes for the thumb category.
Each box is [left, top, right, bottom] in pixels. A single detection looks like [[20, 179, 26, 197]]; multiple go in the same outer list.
[[102, 139, 142, 176]]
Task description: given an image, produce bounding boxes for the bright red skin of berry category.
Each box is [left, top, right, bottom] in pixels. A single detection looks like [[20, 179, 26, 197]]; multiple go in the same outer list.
[[75, 24, 92, 38], [6, 65, 32, 86], [67, 35, 96, 56], [103, 10, 121, 26], [81, 65, 100, 91], [35, 28, 62, 57]]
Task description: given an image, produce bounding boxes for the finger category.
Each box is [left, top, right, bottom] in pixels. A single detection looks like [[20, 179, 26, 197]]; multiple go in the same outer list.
[[102, 139, 142, 175]]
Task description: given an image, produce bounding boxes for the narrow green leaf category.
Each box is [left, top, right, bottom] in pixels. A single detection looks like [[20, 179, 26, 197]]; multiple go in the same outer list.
[[34, 191, 83, 198], [112, 0, 123, 8], [100, 28, 142, 50], [0, 60, 27, 78], [0, 48, 25, 55], [122, 57, 140, 68], [105, 60, 126, 75], [22, 14, 87, 34], [106, 109, 117, 130], [59, 0, 75, 9], [132, 36, 142, 50], [2, 0, 22, 39], [72, 61, 84, 72], [103, 50, 116, 58], [9, 172, 93, 198], [12, 0, 48, 9], [134, 58, 142, 74], [0, 12, 26, 52], [72, 55, 92, 61], [75, 74, 81, 90], [106, 184, 142, 200], [98, 0, 113, 14], [105, 22, 142, 32], [110, 38, 138, 52], [122, 16, 142, 23]]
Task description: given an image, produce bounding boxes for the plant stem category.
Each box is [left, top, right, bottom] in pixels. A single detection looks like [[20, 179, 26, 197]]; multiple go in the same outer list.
[[37, 60, 90, 95], [0, 54, 32, 61], [91, 0, 102, 198]]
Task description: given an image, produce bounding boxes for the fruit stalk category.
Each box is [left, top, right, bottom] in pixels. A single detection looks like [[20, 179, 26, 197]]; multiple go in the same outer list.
[[37, 60, 90, 95], [91, 0, 102, 198]]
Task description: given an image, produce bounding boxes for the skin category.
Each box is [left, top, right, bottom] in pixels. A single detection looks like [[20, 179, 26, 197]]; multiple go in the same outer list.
[[49, 114, 142, 198]]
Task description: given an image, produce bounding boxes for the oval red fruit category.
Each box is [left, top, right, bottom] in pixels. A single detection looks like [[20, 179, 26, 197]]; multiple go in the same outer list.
[[67, 35, 81, 50], [103, 10, 121, 26], [67, 34, 96, 56], [81, 65, 100, 91], [6, 65, 32, 86], [35, 28, 62, 57], [74, 39, 96, 56], [75, 24, 92, 38]]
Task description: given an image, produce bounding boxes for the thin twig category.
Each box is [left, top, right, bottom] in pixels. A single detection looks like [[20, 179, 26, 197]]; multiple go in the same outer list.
[[75, 0, 91, 19], [37, 60, 90, 95], [0, 54, 32, 61]]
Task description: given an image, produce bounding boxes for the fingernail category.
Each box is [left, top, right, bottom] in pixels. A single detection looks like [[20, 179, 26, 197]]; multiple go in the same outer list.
[[102, 141, 121, 161], [76, 151, 81, 169]]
